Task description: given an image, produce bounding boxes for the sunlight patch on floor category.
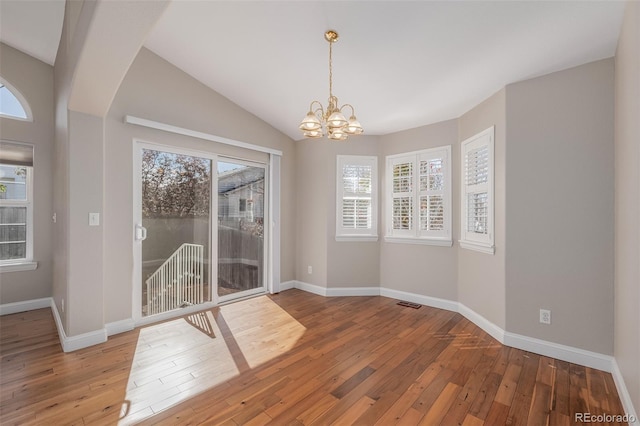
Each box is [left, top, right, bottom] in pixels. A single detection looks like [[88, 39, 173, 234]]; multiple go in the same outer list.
[[219, 295, 307, 368], [118, 296, 306, 425]]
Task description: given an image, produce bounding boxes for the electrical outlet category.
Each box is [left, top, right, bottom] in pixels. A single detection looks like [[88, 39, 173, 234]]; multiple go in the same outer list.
[[308, 265, 313, 274], [539, 309, 551, 325]]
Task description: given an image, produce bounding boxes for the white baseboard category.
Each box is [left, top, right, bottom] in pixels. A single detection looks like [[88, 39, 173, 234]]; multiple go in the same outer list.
[[611, 359, 640, 425], [0, 297, 52, 315], [105, 318, 135, 336], [504, 331, 614, 372], [62, 328, 108, 353], [287, 281, 380, 297], [278, 280, 296, 291], [381, 288, 459, 313], [50, 299, 107, 352], [292, 280, 328, 297], [458, 303, 505, 343], [326, 286, 379, 297]]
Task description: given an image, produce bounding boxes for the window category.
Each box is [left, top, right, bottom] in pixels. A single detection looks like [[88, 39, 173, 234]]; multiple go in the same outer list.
[[0, 79, 32, 121], [0, 141, 36, 272], [385, 146, 452, 245], [460, 126, 494, 254], [336, 155, 378, 241]]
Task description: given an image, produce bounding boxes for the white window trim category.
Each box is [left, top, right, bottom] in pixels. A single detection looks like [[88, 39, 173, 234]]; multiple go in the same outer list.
[[0, 262, 37, 273], [0, 166, 37, 272], [336, 155, 378, 242], [459, 126, 495, 254], [385, 146, 452, 246]]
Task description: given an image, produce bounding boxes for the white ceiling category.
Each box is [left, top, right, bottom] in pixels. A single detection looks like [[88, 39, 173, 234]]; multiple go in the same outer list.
[[0, 1, 626, 140], [0, 0, 65, 66]]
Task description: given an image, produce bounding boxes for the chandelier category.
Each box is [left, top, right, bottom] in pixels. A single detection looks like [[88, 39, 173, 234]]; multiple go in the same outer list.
[[299, 30, 363, 141]]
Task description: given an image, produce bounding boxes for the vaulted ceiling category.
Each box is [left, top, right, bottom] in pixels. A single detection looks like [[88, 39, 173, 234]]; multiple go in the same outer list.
[[0, 1, 627, 140]]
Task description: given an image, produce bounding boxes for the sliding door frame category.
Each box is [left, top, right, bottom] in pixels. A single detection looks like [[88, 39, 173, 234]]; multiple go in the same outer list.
[[132, 138, 275, 326]]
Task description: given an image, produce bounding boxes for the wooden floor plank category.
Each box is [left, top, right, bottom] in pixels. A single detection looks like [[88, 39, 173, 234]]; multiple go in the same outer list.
[[0, 290, 627, 425]]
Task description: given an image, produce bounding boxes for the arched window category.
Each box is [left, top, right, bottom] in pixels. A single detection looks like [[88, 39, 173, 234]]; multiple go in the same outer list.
[[0, 78, 32, 121]]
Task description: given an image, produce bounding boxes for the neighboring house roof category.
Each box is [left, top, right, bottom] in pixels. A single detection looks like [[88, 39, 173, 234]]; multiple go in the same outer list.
[[218, 167, 264, 195]]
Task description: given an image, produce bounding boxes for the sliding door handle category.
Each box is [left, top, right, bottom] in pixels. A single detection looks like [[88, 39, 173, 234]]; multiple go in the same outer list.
[[135, 224, 147, 241]]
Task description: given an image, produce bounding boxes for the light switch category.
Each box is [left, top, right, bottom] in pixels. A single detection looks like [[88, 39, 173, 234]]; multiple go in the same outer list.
[[89, 213, 100, 226]]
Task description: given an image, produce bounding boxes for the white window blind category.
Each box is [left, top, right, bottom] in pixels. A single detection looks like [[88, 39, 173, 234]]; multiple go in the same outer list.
[[460, 126, 495, 253], [386, 146, 452, 245], [336, 156, 378, 241]]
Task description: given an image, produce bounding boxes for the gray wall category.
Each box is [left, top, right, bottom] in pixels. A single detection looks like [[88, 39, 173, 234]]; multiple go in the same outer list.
[[53, 0, 107, 336], [505, 59, 615, 354], [294, 139, 328, 287], [326, 136, 380, 288], [295, 135, 381, 289], [458, 89, 507, 329], [104, 48, 296, 324], [614, 0, 640, 411], [295, 62, 618, 359], [0, 43, 54, 303], [68, 110, 104, 335], [379, 120, 458, 300]]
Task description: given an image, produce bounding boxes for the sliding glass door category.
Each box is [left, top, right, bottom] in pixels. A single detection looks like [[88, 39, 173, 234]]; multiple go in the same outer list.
[[138, 147, 213, 317], [217, 160, 266, 302], [135, 144, 268, 319]]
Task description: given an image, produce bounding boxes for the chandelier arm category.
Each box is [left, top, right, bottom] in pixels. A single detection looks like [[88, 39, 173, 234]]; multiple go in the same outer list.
[[339, 104, 356, 115], [309, 100, 325, 115]]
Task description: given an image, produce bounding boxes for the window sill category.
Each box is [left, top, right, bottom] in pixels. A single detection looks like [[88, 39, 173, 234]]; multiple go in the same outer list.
[[335, 235, 379, 242], [459, 240, 495, 254], [0, 261, 38, 273], [384, 236, 452, 247]]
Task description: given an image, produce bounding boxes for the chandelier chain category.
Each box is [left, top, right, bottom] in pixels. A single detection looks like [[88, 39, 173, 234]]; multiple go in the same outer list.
[[328, 39, 333, 103]]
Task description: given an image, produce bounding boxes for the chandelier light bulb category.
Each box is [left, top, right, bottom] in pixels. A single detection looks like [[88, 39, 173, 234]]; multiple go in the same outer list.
[[327, 111, 348, 128], [345, 115, 363, 135], [303, 129, 323, 138], [299, 111, 322, 131], [328, 128, 348, 141]]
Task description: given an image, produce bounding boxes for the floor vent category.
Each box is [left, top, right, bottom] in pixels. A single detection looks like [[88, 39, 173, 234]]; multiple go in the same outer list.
[[397, 300, 422, 309]]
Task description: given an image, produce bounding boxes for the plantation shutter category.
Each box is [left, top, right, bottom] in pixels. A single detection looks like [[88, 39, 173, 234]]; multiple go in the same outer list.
[[418, 148, 449, 239], [336, 156, 378, 239], [390, 156, 414, 236], [460, 126, 494, 253], [342, 164, 372, 229], [465, 145, 489, 234]]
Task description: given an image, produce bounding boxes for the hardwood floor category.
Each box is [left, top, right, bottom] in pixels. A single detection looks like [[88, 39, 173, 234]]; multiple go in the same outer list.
[[0, 289, 626, 425]]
